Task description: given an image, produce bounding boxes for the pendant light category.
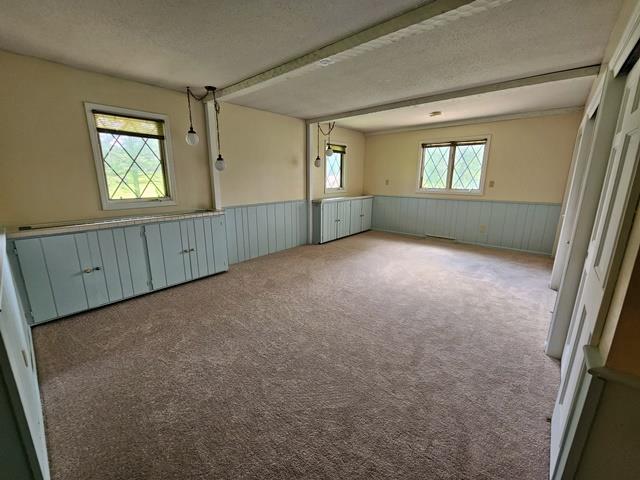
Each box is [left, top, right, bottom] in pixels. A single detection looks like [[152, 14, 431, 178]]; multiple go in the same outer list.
[[319, 122, 336, 157], [212, 87, 225, 171], [314, 124, 321, 167], [185, 87, 199, 146], [184, 86, 226, 171]]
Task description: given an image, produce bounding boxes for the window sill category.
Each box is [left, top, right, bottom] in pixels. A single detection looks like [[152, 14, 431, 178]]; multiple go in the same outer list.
[[324, 189, 346, 196], [101, 199, 177, 210], [415, 189, 484, 196]]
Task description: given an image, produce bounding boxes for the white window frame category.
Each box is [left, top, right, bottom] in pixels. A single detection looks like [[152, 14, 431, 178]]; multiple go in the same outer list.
[[324, 139, 347, 195], [416, 134, 491, 196], [84, 102, 177, 210]]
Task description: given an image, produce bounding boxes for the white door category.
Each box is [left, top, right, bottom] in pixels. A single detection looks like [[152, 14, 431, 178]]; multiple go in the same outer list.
[[545, 70, 625, 358], [550, 115, 596, 290], [550, 59, 640, 477]]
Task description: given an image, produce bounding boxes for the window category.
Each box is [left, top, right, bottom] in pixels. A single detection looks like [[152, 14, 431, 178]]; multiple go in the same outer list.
[[85, 103, 176, 210], [325, 143, 346, 192], [419, 138, 489, 194]]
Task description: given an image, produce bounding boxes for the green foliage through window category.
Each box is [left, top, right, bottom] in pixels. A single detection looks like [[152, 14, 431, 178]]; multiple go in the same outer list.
[[94, 112, 169, 201], [421, 140, 486, 192]]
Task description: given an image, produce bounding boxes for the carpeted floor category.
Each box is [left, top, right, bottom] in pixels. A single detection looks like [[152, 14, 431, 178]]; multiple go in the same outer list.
[[33, 231, 559, 480]]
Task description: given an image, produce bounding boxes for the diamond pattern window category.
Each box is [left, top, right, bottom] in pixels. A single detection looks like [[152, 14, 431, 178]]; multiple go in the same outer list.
[[86, 104, 176, 210], [325, 143, 346, 191], [419, 139, 488, 194]]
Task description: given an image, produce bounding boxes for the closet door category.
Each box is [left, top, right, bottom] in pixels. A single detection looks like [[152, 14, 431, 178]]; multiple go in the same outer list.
[[350, 199, 363, 234], [40, 234, 88, 317], [159, 221, 187, 286], [75, 232, 109, 308], [362, 198, 373, 230]]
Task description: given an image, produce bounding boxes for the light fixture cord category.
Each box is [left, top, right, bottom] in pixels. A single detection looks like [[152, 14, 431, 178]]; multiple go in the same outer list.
[[316, 124, 320, 158], [186, 87, 194, 130], [318, 122, 335, 149], [213, 89, 222, 155]]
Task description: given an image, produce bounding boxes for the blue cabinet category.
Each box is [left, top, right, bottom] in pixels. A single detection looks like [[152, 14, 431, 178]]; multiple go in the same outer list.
[[312, 196, 373, 244], [10, 213, 228, 324]]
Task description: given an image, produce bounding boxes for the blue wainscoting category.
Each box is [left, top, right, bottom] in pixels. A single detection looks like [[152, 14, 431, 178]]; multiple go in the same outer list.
[[224, 200, 308, 264], [372, 195, 561, 255]]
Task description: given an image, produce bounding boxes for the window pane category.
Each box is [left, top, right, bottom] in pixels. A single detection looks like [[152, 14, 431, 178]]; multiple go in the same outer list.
[[422, 145, 450, 189], [452, 143, 485, 190], [326, 152, 343, 189], [99, 132, 168, 200]]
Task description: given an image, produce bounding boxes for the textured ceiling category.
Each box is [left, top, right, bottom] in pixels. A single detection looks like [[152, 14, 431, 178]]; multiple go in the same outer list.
[[0, 0, 622, 121], [0, 0, 426, 89], [335, 76, 593, 133], [228, 0, 621, 119]]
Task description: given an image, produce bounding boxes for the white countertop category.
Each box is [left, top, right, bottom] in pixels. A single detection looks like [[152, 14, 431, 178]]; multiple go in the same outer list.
[[5, 209, 225, 239], [312, 195, 373, 204]]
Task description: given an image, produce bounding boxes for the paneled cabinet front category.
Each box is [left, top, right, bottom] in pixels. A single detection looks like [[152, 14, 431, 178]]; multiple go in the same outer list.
[[11, 214, 228, 324], [145, 217, 228, 289], [315, 197, 373, 244]]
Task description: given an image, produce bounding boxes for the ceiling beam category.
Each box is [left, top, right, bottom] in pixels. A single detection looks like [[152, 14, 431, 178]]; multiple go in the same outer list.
[[306, 65, 601, 124], [213, 0, 509, 101]]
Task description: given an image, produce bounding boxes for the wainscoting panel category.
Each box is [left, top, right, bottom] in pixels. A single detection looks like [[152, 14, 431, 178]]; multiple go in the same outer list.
[[224, 200, 308, 265], [372, 196, 561, 255]]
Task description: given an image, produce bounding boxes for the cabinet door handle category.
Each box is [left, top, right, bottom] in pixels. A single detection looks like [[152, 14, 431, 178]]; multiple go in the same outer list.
[[83, 266, 101, 274], [189, 248, 195, 252], [181, 249, 189, 254], [360, 214, 365, 217]]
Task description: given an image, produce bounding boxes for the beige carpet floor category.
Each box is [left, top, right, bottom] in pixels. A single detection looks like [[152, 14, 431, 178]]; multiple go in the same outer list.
[[34, 231, 559, 480]]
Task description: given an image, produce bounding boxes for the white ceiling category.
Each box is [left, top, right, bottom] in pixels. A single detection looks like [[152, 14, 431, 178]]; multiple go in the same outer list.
[[0, 0, 426, 90], [228, 0, 621, 119], [335, 76, 594, 133], [0, 0, 623, 123]]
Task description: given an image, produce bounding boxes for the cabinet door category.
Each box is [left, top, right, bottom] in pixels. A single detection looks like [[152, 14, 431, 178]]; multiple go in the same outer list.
[[14, 239, 57, 323], [160, 221, 187, 286], [211, 216, 229, 273], [192, 218, 209, 278], [123, 226, 152, 295], [362, 198, 373, 230], [144, 223, 168, 290], [75, 232, 109, 308], [96, 230, 125, 302], [337, 201, 351, 238], [180, 220, 195, 280], [40, 235, 88, 317], [202, 217, 216, 276], [350, 199, 363, 234], [322, 203, 337, 243]]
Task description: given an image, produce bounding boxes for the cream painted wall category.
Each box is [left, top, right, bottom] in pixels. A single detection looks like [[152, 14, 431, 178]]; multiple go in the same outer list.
[[310, 124, 365, 199], [217, 103, 305, 206], [0, 50, 212, 227], [363, 111, 582, 203]]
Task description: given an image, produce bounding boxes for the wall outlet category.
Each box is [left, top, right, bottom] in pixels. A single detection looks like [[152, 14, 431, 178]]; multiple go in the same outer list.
[[479, 224, 487, 233], [489, 180, 495, 188], [385, 179, 390, 185]]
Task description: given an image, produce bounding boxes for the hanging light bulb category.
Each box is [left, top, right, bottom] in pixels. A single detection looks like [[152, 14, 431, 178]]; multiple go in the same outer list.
[[185, 87, 200, 146], [325, 144, 334, 157], [215, 154, 226, 171], [185, 126, 199, 146], [314, 155, 321, 168]]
